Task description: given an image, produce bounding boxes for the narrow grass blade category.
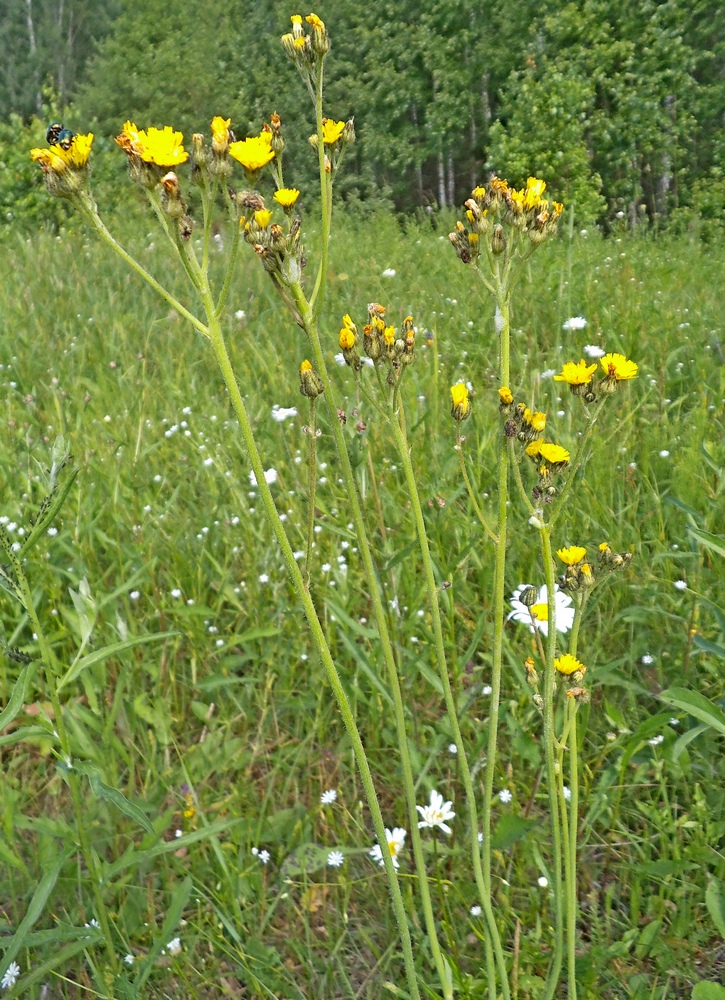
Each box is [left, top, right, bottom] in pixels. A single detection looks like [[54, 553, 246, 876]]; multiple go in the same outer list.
[[102, 818, 243, 879], [0, 663, 37, 730], [57, 631, 177, 692], [2, 935, 101, 999], [659, 687, 725, 738], [687, 525, 725, 560], [20, 468, 79, 558], [133, 875, 192, 990], [0, 850, 71, 979]]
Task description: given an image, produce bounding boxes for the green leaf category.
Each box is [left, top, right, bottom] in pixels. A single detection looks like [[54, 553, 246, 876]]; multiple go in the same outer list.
[[0, 725, 51, 749], [102, 819, 243, 879], [491, 815, 538, 850], [692, 984, 725, 1000], [86, 767, 156, 835], [324, 597, 377, 640], [381, 540, 418, 574], [133, 876, 192, 991], [57, 631, 177, 692], [672, 723, 709, 762], [705, 878, 725, 940], [3, 936, 101, 999], [20, 468, 79, 558], [0, 850, 71, 980], [0, 663, 37, 730], [693, 635, 725, 659], [280, 843, 335, 878], [687, 525, 725, 560], [659, 688, 725, 738]]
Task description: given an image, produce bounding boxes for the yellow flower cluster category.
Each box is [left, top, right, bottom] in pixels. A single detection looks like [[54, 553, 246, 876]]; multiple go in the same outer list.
[[115, 122, 189, 167], [554, 353, 638, 400]]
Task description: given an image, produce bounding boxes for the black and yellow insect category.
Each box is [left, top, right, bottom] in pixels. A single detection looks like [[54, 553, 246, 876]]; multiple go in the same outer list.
[[46, 122, 76, 149]]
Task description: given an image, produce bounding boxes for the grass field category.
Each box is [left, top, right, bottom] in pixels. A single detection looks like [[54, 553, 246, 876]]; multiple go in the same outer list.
[[1, 205, 725, 999]]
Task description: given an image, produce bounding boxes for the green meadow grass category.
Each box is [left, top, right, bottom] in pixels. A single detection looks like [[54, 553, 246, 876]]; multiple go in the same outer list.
[[0, 207, 724, 998]]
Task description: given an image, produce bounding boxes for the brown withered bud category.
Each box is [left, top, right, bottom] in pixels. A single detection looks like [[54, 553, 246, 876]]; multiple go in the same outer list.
[[239, 190, 267, 212], [504, 419, 518, 438]]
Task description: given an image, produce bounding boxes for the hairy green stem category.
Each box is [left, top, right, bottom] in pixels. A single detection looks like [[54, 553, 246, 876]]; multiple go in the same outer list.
[[290, 283, 448, 998], [393, 391, 510, 997], [539, 525, 565, 999], [305, 397, 317, 587]]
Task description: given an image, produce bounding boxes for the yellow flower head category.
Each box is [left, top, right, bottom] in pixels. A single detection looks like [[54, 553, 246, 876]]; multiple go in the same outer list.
[[31, 146, 68, 173], [254, 208, 273, 228], [306, 12, 325, 30], [384, 325, 396, 346], [539, 443, 570, 466], [229, 133, 275, 173], [509, 188, 525, 214], [557, 546, 587, 566], [499, 386, 514, 405], [598, 542, 611, 553], [321, 118, 345, 144], [129, 122, 189, 169], [524, 408, 547, 433], [274, 187, 301, 209], [555, 654, 586, 676], [554, 360, 598, 386], [211, 116, 232, 153], [450, 382, 471, 420], [524, 176, 547, 210], [600, 353, 638, 381], [525, 439, 543, 459], [339, 327, 355, 351], [300, 359, 313, 373]]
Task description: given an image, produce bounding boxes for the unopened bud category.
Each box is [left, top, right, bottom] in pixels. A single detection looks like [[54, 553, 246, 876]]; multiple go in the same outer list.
[[491, 224, 506, 255], [520, 586, 538, 608], [299, 359, 324, 398]]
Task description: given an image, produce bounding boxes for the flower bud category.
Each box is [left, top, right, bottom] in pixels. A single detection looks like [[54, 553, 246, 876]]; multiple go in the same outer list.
[[450, 383, 471, 421], [519, 586, 538, 608], [491, 224, 506, 255], [299, 359, 324, 398]]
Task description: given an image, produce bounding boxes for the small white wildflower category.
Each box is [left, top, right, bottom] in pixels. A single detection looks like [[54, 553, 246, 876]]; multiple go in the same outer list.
[[321, 789, 337, 805], [673, 580, 688, 591], [327, 850, 345, 868], [271, 405, 298, 422], [293, 550, 305, 560], [648, 734, 664, 746], [47, 526, 58, 536], [235, 309, 246, 320], [175, 829, 183, 838], [166, 937, 182, 956], [382, 267, 396, 277], [583, 344, 605, 358], [659, 450, 670, 458], [482, 685, 492, 696], [470, 905, 482, 916], [249, 468, 278, 486], [416, 789, 455, 834], [258, 573, 269, 584], [370, 827, 406, 869], [123, 954, 134, 966], [84, 918, 100, 928], [498, 789, 513, 804], [448, 743, 458, 756], [258, 849, 271, 864], [216, 639, 224, 647], [562, 316, 587, 331], [251, 847, 259, 855], [203, 457, 214, 467], [171, 588, 182, 598], [669, 718, 680, 727], [321, 563, 331, 572], [641, 654, 654, 665], [129, 590, 140, 601], [541, 368, 556, 379], [537, 876, 549, 888], [562, 786, 572, 802], [2, 962, 21, 990], [103, 414, 112, 423]]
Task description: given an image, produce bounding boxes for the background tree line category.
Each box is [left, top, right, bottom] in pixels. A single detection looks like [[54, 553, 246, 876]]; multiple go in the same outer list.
[[1, 0, 724, 230]]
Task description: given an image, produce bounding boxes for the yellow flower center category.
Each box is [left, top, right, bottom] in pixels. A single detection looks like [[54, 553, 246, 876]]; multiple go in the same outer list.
[[530, 603, 548, 622]]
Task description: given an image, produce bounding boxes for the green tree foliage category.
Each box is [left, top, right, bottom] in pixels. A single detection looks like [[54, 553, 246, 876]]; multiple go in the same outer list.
[[4, 0, 725, 227]]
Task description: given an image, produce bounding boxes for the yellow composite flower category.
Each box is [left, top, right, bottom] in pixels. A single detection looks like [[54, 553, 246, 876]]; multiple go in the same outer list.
[[450, 382, 471, 420], [229, 133, 275, 173], [524, 176, 547, 210], [274, 187, 301, 209], [555, 654, 586, 676], [525, 439, 543, 459], [524, 408, 547, 433], [384, 325, 396, 346], [254, 208, 273, 228], [306, 12, 325, 29], [600, 353, 638, 381], [557, 546, 587, 566], [31, 132, 95, 173], [300, 359, 313, 373], [339, 326, 355, 350], [321, 118, 345, 144], [554, 360, 598, 386], [499, 386, 514, 405], [116, 122, 188, 167], [539, 442, 570, 465], [31, 147, 69, 173], [211, 116, 231, 143]]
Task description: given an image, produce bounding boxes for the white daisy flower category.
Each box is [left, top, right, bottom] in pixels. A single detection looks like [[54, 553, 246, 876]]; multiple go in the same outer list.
[[382, 267, 396, 277], [166, 937, 182, 956], [673, 580, 687, 591], [448, 743, 458, 755], [123, 954, 134, 966], [1, 962, 21, 990], [583, 344, 605, 358], [498, 789, 513, 804], [416, 789, 455, 835], [370, 827, 407, 869], [321, 789, 337, 805], [562, 316, 587, 331], [327, 850, 345, 868], [470, 905, 482, 916], [508, 584, 575, 636], [258, 849, 271, 864], [271, 405, 298, 422], [648, 734, 664, 746], [641, 654, 654, 665]]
